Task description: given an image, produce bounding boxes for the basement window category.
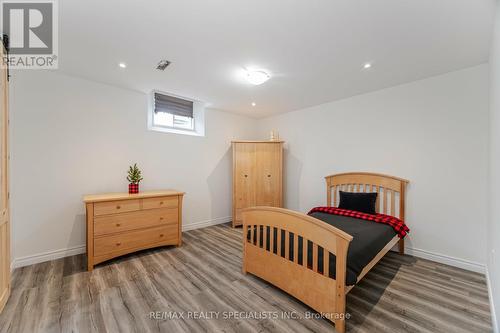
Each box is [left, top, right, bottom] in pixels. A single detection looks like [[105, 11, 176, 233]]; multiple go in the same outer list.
[[148, 91, 205, 136]]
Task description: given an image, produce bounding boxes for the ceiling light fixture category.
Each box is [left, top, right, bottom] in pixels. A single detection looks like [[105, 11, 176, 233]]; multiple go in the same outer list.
[[119, 62, 127, 68], [245, 69, 270, 85], [363, 63, 372, 69], [251, 102, 256, 107]]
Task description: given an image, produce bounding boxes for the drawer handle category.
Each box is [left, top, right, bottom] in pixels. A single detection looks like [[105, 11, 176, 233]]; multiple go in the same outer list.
[[160, 201, 164, 205], [160, 234, 164, 238], [244, 174, 248, 178], [116, 242, 121, 246], [267, 174, 271, 177], [116, 223, 121, 227], [116, 205, 121, 210], [160, 217, 164, 221]]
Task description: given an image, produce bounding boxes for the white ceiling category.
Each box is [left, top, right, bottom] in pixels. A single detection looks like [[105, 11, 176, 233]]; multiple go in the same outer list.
[[58, 0, 495, 117]]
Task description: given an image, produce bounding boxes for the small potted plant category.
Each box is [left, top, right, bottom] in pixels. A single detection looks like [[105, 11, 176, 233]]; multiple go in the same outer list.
[[127, 163, 143, 194]]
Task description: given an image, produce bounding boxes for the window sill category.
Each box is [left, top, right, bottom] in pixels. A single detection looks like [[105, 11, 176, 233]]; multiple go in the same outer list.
[[149, 125, 205, 137]]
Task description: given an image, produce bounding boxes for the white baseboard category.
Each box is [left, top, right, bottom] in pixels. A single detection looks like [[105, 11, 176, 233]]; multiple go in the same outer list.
[[12, 218, 488, 277], [486, 267, 499, 333], [11, 216, 231, 269], [404, 247, 486, 273], [12, 245, 86, 269], [182, 216, 231, 232]]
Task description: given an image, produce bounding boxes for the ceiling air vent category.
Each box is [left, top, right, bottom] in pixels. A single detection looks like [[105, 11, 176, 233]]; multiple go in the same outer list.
[[156, 60, 171, 71]]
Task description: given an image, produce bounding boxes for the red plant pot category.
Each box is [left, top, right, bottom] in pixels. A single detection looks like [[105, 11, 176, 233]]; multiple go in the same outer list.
[[129, 183, 139, 194]]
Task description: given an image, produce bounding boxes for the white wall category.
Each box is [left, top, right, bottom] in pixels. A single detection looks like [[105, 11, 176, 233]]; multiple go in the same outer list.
[[488, 1, 500, 331], [9, 70, 257, 263], [258, 65, 489, 271], [8, 63, 491, 279]]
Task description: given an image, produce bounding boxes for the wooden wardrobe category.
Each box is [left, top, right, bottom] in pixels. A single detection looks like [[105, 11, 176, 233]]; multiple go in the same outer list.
[[232, 141, 283, 227], [0, 41, 10, 313]]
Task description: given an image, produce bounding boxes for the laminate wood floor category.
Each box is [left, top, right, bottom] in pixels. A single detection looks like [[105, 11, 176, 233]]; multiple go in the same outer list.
[[0, 224, 492, 333]]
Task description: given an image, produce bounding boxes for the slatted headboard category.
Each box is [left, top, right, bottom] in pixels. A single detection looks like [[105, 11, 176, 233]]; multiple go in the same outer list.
[[325, 172, 409, 220]]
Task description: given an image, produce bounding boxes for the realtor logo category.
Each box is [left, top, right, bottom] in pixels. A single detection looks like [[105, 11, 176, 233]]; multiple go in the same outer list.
[[1, 0, 58, 69]]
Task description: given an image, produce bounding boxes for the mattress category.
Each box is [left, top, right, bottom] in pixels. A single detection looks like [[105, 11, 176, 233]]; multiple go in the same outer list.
[[248, 211, 397, 285]]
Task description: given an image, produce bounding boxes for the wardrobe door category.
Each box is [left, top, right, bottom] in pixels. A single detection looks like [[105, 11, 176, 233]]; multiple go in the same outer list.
[[233, 143, 256, 226], [0, 43, 10, 313], [255, 143, 282, 207]]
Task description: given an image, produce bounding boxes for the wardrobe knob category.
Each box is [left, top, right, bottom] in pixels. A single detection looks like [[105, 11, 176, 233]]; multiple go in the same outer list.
[[116, 223, 121, 227], [244, 174, 248, 178], [116, 242, 121, 246], [116, 205, 121, 210], [267, 174, 271, 178], [160, 201, 164, 205], [160, 234, 164, 238]]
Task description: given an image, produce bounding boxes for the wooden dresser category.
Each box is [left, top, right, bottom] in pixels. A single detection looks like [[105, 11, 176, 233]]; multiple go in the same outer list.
[[232, 141, 283, 227], [83, 190, 184, 271]]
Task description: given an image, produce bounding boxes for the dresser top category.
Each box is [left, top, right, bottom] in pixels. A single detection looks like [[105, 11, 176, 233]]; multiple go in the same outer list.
[[231, 140, 284, 143], [84, 190, 184, 203]]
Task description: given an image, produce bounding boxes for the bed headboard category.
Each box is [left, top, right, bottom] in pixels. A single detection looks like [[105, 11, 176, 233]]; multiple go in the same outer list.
[[325, 172, 409, 220]]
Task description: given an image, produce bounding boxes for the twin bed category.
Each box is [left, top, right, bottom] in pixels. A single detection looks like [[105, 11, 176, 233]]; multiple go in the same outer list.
[[241, 172, 409, 333]]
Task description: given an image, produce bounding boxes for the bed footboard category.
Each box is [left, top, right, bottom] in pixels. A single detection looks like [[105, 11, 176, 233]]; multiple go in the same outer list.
[[242, 207, 353, 333]]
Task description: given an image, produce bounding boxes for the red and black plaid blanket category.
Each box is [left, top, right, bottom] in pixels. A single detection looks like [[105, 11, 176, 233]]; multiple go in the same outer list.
[[307, 206, 409, 238]]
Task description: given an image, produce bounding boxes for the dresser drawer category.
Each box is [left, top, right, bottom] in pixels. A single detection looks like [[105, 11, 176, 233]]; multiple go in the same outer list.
[[94, 199, 140, 216], [94, 225, 177, 257], [142, 196, 178, 210], [94, 208, 178, 236]]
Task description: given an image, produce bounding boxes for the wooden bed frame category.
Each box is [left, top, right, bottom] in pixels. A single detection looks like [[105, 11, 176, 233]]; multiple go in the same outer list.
[[242, 172, 409, 333]]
